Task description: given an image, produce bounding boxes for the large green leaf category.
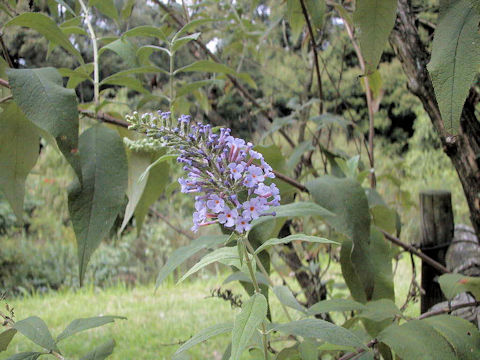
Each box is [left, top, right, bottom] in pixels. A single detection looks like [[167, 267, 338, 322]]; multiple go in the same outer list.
[[427, 0, 480, 134], [13, 317, 59, 352], [178, 247, 241, 283], [99, 38, 138, 67], [89, 0, 118, 21], [7, 68, 80, 177], [307, 176, 373, 299], [423, 315, 480, 360], [230, 293, 268, 360], [0, 329, 17, 352], [273, 285, 306, 313], [305, 0, 326, 30], [155, 235, 228, 288], [255, 234, 338, 254], [100, 76, 148, 94], [0, 102, 40, 221], [68, 125, 128, 284], [173, 322, 233, 358], [438, 273, 480, 300], [353, 0, 397, 73], [378, 320, 458, 360], [57, 316, 126, 343], [5, 353, 42, 360], [307, 299, 366, 316], [286, 0, 304, 42], [272, 319, 365, 349], [80, 339, 116, 360], [358, 299, 401, 322], [5, 13, 83, 63]]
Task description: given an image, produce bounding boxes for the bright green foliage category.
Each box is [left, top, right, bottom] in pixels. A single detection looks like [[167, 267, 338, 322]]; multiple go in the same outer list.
[[67, 125, 128, 284], [0, 103, 39, 221], [427, 0, 480, 134], [353, 0, 398, 73], [13, 317, 59, 352], [7, 68, 80, 177], [5, 13, 83, 63], [272, 319, 365, 349], [173, 322, 233, 359], [438, 273, 480, 299], [80, 340, 116, 360], [254, 234, 337, 254], [56, 316, 126, 343], [155, 235, 228, 288], [230, 293, 267, 360]]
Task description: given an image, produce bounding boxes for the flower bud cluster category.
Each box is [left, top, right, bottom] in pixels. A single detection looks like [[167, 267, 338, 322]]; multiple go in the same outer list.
[[126, 111, 280, 233]]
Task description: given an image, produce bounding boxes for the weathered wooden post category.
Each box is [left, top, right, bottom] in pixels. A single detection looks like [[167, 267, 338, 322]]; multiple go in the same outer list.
[[419, 190, 454, 313]]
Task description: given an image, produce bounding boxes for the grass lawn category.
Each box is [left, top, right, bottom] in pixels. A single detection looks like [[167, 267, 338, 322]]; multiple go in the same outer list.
[[2, 255, 420, 360]]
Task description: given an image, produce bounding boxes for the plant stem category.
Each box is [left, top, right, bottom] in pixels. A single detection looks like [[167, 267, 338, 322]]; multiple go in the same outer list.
[[169, 48, 174, 105], [79, 0, 99, 109]]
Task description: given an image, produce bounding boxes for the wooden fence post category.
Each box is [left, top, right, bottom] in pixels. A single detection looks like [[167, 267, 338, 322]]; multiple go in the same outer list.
[[419, 190, 454, 313]]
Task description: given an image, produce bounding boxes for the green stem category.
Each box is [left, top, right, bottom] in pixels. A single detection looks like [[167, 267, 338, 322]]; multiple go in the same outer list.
[[169, 47, 174, 105], [241, 237, 269, 360], [79, 0, 99, 110]]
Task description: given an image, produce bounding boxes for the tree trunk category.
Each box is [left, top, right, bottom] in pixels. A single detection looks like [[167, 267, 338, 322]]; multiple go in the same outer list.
[[389, 0, 480, 237]]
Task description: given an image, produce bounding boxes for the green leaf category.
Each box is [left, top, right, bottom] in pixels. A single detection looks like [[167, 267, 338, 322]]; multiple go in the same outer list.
[[353, 0, 397, 73], [68, 125, 128, 284], [176, 80, 224, 98], [0, 329, 17, 352], [175, 60, 237, 75], [101, 66, 168, 82], [305, 0, 326, 30], [5, 13, 83, 63], [273, 286, 306, 313], [58, 64, 94, 89], [123, 25, 167, 41], [231, 293, 268, 360], [178, 247, 240, 283], [286, 140, 315, 171], [173, 322, 233, 358], [7, 67, 81, 178], [427, 0, 480, 134], [99, 38, 138, 67], [89, 0, 118, 21], [272, 319, 365, 349], [0, 102, 40, 221], [136, 45, 171, 66], [469, 0, 480, 14], [5, 353, 42, 360], [155, 235, 228, 288], [255, 234, 338, 254], [173, 18, 217, 40], [358, 299, 401, 322], [223, 271, 270, 288], [438, 273, 480, 300], [286, 0, 305, 42], [59, 26, 88, 36], [370, 205, 397, 235], [307, 176, 374, 299], [171, 32, 201, 53], [298, 339, 318, 360], [307, 299, 366, 316], [14, 317, 59, 352], [378, 320, 458, 360], [101, 76, 148, 94], [53, 0, 76, 16], [423, 315, 480, 360], [80, 339, 116, 360], [57, 316, 126, 343], [134, 158, 171, 234]]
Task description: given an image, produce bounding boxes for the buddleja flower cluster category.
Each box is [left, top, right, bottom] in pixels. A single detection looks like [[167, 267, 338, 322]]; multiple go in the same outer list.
[[126, 111, 280, 233]]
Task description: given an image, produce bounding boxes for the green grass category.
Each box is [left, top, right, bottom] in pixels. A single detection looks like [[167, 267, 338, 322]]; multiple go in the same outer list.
[[2, 255, 420, 360]]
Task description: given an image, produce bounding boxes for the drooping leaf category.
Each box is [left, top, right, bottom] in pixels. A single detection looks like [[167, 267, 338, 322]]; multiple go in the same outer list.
[[438, 273, 480, 300], [353, 0, 397, 73], [121, 0, 136, 19], [99, 38, 138, 67], [68, 125, 128, 284], [101, 66, 168, 81], [223, 271, 270, 288], [89, 0, 118, 21], [7, 67, 80, 177], [122, 25, 167, 41], [57, 316, 126, 343], [58, 63, 94, 89], [80, 339, 116, 360], [5, 353, 42, 360], [358, 299, 401, 322], [0, 329, 17, 352], [427, 0, 480, 134], [171, 33, 201, 53], [423, 315, 480, 360], [286, 140, 315, 171], [178, 247, 241, 283], [136, 45, 171, 66], [100, 76, 149, 94], [155, 235, 228, 288], [173, 18, 217, 39], [13, 317, 58, 352], [307, 299, 366, 316], [173, 322, 233, 358], [176, 80, 224, 98], [0, 102, 40, 221], [255, 234, 337, 254], [231, 293, 268, 360], [175, 60, 237, 75], [305, 0, 326, 30], [286, 0, 305, 42], [298, 339, 318, 360], [5, 13, 83, 63], [272, 319, 365, 349], [273, 286, 306, 313], [378, 320, 458, 360]]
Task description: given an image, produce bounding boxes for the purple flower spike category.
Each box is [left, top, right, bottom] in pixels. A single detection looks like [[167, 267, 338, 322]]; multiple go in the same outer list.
[[228, 163, 245, 180], [207, 194, 225, 213]]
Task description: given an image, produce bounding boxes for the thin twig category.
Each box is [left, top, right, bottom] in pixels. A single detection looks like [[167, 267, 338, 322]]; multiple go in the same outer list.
[[0, 33, 13, 68], [79, 109, 130, 127], [152, 209, 194, 241], [380, 230, 450, 274], [418, 301, 480, 319], [273, 170, 308, 193], [0, 95, 12, 104], [0, 78, 10, 88]]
